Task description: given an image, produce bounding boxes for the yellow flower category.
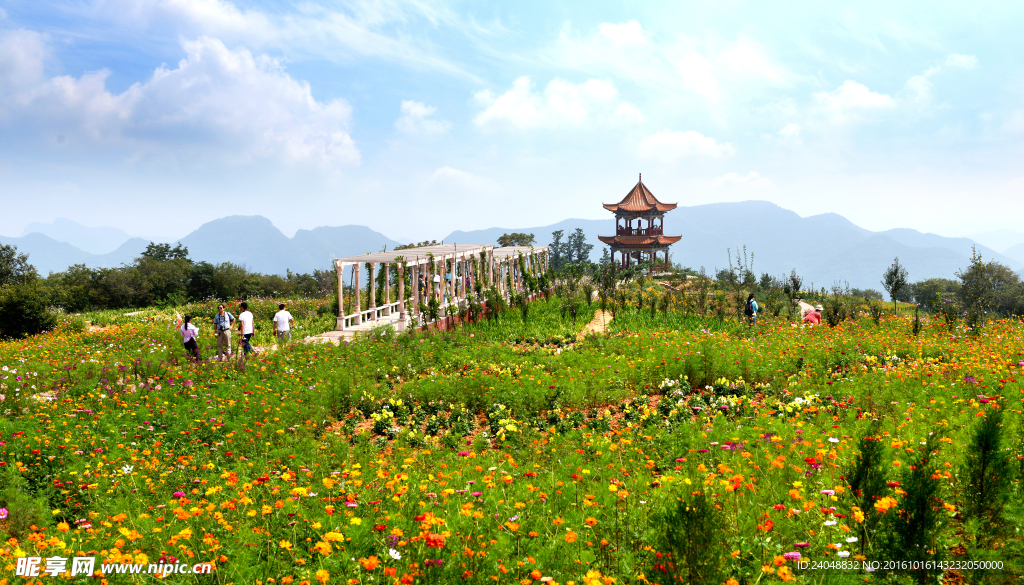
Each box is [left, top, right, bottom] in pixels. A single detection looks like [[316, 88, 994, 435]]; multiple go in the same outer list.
[[279, 540, 293, 550], [350, 517, 362, 526]]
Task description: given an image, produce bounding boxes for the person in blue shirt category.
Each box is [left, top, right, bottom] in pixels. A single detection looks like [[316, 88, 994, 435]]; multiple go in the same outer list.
[[212, 304, 235, 361], [745, 293, 759, 326]]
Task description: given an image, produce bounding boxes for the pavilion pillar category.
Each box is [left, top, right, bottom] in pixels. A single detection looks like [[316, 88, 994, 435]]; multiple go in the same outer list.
[[411, 263, 420, 320], [336, 262, 345, 330], [449, 255, 457, 307], [353, 263, 362, 325], [397, 263, 406, 326], [383, 264, 392, 316], [461, 255, 468, 300], [369, 262, 377, 320]]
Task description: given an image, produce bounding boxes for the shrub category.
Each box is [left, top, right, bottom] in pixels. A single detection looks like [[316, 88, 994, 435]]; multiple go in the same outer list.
[[882, 434, 946, 584], [0, 283, 57, 338], [961, 408, 1011, 537], [649, 491, 726, 585]]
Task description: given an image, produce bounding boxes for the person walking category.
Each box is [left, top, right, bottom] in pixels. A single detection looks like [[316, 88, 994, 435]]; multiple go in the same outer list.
[[745, 293, 759, 327], [273, 303, 294, 343], [237, 302, 257, 356], [212, 304, 234, 361], [179, 315, 201, 362]]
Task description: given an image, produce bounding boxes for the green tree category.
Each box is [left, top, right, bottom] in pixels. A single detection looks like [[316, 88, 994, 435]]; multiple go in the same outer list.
[[566, 228, 593, 265], [957, 247, 991, 329], [496, 233, 535, 247], [908, 278, 960, 311], [0, 282, 56, 338], [0, 244, 37, 286], [548, 230, 568, 270], [881, 257, 908, 315], [140, 242, 189, 262]]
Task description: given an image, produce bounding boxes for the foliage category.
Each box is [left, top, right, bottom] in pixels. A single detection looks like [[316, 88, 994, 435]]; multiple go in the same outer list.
[[0, 243, 37, 287], [0, 282, 57, 338], [497, 233, 536, 247], [881, 257, 909, 315]]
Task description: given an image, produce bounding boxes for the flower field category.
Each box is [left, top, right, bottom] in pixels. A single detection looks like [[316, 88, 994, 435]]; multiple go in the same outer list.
[[1, 296, 1022, 584]]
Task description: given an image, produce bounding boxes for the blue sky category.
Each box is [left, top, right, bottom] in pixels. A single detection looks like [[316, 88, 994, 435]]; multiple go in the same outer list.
[[1, 0, 1023, 242]]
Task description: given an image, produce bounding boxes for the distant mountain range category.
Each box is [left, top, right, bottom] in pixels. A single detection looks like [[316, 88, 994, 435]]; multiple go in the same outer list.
[[444, 201, 1024, 293], [4, 202, 1023, 295], [1, 216, 403, 276]]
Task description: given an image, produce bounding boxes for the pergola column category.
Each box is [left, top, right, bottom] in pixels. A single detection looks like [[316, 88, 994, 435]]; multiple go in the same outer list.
[[353, 263, 362, 325], [383, 263, 391, 316], [449, 255, 457, 306], [412, 263, 420, 318], [336, 262, 345, 330], [369, 262, 377, 320], [398, 263, 406, 324]]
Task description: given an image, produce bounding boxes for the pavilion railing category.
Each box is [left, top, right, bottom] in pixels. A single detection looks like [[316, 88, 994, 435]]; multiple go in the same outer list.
[[616, 227, 662, 236]]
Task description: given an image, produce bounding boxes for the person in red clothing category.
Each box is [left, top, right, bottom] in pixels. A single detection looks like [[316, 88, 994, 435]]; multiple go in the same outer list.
[[803, 304, 823, 325]]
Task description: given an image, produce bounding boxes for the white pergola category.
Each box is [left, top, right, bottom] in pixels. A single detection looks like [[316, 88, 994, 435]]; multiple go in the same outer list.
[[333, 245, 548, 331]]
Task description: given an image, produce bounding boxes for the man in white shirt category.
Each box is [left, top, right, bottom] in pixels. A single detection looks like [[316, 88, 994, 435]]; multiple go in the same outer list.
[[273, 303, 294, 343], [237, 301, 257, 356]]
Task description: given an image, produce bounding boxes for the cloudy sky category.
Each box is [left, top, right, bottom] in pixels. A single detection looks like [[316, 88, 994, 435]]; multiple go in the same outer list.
[[1, 0, 1023, 242]]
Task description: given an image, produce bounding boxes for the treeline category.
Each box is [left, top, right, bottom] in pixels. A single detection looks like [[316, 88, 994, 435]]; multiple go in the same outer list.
[[0, 242, 337, 338]]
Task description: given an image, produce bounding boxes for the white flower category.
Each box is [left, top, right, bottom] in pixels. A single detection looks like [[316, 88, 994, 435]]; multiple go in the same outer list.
[[121, 465, 134, 475], [837, 551, 850, 558], [846, 536, 858, 543], [828, 437, 839, 443], [824, 520, 837, 526], [389, 548, 401, 560]]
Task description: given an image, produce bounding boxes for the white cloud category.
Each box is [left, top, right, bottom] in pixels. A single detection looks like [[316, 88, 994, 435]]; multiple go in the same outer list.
[[711, 171, 772, 189], [89, 0, 474, 79], [0, 32, 359, 166], [906, 53, 978, 109], [0, 29, 48, 91], [813, 80, 895, 125], [637, 130, 734, 162], [943, 53, 978, 70], [549, 24, 794, 104], [395, 100, 450, 135], [599, 21, 646, 45], [778, 123, 802, 145], [473, 77, 640, 130], [429, 166, 495, 191]]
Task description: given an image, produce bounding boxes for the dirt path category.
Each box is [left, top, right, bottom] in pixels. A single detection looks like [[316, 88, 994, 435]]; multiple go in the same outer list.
[[578, 310, 613, 339]]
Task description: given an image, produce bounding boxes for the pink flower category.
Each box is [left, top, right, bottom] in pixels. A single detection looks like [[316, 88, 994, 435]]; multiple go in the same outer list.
[[784, 552, 801, 560]]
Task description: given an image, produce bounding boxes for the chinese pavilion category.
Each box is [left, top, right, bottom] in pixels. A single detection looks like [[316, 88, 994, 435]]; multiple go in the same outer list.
[[598, 174, 681, 268]]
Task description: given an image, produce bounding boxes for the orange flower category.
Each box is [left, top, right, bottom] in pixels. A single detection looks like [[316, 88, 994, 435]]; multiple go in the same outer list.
[[777, 566, 794, 582], [359, 556, 379, 571], [313, 541, 331, 555], [425, 533, 446, 549], [530, 570, 542, 579], [553, 517, 565, 526], [585, 517, 597, 526], [565, 531, 578, 543], [315, 569, 329, 582]]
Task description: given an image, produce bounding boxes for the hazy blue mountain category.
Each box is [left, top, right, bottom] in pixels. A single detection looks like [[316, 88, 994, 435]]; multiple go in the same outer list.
[[0, 233, 149, 274], [968, 229, 1024, 253], [21, 217, 134, 255], [445, 200, 1022, 295], [7, 204, 1021, 292], [1003, 242, 1024, 266], [3, 216, 402, 276]]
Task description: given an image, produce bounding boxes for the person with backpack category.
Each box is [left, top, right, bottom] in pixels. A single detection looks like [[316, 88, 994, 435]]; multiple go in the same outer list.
[[212, 304, 234, 361], [744, 293, 759, 326], [237, 302, 257, 356], [179, 315, 201, 362]]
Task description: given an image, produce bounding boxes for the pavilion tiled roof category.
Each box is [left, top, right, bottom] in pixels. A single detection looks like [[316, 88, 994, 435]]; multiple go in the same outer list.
[[603, 175, 677, 213], [598, 235, 682, 247]]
